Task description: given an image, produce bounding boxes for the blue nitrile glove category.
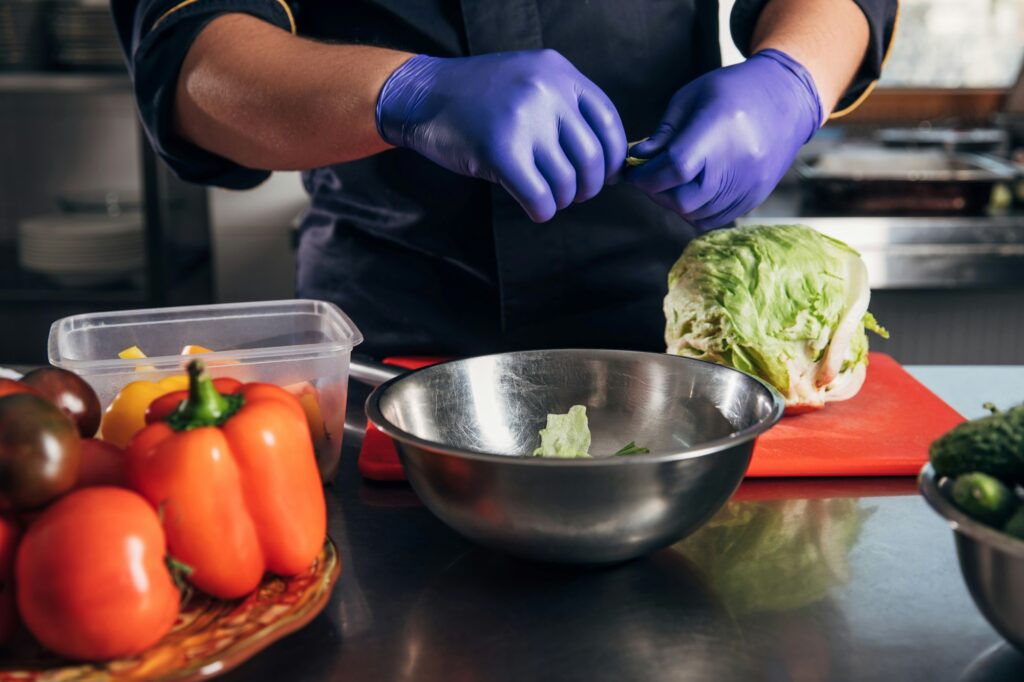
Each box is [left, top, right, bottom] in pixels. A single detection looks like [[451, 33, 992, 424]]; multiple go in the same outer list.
[[624, 49, 824, 231], [376, 50, 627, 223]]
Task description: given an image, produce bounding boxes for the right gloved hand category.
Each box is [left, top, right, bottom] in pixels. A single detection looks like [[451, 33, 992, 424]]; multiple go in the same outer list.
[[376, 50, 627, 223]]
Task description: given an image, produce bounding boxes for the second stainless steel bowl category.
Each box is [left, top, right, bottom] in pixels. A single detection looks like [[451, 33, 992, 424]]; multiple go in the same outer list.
[[365, 349, 784, 564], [920, 463, 1024, 652]]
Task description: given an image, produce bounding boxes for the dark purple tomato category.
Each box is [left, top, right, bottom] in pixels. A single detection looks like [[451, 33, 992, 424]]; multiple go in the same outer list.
[[0, 394, 81, 510], [20, 368, 101, 438]]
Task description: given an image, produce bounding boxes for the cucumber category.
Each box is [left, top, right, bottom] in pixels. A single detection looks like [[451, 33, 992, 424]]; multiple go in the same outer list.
[[929, 404, 1024, 480], [1004, 507, 1024, 541], [951, 472, 1017, 528]]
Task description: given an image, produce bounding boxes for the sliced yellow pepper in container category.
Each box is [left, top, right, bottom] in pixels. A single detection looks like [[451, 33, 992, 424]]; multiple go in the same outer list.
[[99, 376, 190, 447], [101, 344, 216, 446]]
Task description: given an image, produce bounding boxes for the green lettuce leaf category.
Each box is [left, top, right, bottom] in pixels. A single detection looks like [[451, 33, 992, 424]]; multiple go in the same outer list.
[[533, 405, 592, 458], [863, 311, 889, 339]]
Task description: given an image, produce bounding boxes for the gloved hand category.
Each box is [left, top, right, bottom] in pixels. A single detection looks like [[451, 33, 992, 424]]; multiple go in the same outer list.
[[376, 50, 627, 223], [624, 49, 823, 232]]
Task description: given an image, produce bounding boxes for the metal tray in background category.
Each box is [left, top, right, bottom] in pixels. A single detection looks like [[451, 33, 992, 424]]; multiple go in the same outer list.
[[797, 147, 1017, 215], [874, 127, 1009, 155]]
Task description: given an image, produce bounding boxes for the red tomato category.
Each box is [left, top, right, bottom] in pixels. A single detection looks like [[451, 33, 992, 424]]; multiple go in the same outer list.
[[74, 439, 128, 490], [144, 377, 243, 425], [0, 379, 42, 401], [0, 515, 20, 645], [16, 487, 179, 660]]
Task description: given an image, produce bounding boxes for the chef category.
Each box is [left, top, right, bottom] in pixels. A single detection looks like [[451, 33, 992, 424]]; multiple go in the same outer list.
[[112, 1, 897, 357]]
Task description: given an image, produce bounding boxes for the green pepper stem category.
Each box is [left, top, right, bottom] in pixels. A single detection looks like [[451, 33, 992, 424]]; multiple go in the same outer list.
[[166, 360, 243, 431], [165, 555, 195, 606]]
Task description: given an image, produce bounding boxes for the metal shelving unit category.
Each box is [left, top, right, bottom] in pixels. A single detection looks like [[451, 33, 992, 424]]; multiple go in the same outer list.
[[0, 71, 130, 93], [0, 70, 213, 362]]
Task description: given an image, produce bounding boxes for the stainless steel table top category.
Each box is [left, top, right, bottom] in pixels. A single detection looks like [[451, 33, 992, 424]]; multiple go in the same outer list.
[[215, 366, 1024, 682]]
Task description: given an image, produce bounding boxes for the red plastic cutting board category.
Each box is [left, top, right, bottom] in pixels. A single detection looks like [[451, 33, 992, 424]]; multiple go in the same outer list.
[[357, 352, 964, 481], [358, 357, 446, 482], [748, 352, 964, 477]]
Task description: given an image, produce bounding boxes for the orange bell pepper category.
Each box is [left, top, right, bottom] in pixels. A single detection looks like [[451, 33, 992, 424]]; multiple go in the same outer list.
[[126, 361, 326, 599]]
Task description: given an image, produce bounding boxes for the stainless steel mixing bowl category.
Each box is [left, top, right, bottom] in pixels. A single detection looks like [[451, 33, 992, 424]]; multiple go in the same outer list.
[[920, 464, 1024, 652], [364, 349, 784, 564]]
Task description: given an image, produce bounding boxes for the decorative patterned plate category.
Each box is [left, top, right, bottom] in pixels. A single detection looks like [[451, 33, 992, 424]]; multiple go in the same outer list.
[[0, 537, 340, 681]]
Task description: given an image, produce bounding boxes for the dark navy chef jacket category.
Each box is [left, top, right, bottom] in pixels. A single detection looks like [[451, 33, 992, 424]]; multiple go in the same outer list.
[[112, 0, 897, 357]]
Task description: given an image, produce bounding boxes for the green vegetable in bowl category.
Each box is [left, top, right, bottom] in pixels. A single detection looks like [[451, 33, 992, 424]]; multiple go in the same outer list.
[[533, 405, 592, 458], [532, 405, 649, 458], [612, 441, 650, 457], [951, 472, 1017, 527], [663, 224, 888, 411], [928, 404, 1024, 541], [930, 403, 1024, 480], [1003, 507, 1024, 540]]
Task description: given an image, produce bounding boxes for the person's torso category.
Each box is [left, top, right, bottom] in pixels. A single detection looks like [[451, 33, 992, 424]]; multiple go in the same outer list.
[[294, 0, 718, 356]]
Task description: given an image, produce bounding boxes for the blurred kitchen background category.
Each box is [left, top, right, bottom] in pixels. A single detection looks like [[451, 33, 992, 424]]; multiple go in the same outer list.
[[0, 0, 1023, 364]]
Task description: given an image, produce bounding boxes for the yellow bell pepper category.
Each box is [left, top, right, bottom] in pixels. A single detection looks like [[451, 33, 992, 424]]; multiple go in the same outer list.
[[99, 376, 190, 447]]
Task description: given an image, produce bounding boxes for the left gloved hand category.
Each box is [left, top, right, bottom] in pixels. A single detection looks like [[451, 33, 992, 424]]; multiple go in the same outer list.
[[624, 49, 823, 231]]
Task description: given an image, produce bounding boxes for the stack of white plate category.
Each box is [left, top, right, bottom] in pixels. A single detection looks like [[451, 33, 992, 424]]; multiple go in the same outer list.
[[17, 212, 144, 287]]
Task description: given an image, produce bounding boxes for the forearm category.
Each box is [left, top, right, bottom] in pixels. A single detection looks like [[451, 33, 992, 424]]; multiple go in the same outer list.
[[173, 13, 413, 170], [750, 0, 870, 119]]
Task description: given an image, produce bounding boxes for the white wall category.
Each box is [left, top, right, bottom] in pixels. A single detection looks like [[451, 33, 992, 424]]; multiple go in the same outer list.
[[718, 0, 744, 66]]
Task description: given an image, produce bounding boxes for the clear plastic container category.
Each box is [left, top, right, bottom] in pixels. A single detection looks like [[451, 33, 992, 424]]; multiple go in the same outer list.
[[48, 299, 363, 481]]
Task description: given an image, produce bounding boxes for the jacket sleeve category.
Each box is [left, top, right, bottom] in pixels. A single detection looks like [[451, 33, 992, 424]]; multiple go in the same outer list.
[[111, 0, 296, 189], [729, 0, 899, 119]]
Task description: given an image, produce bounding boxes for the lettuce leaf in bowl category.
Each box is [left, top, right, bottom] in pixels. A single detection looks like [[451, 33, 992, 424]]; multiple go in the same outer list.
[[533, 405, 592, 458]]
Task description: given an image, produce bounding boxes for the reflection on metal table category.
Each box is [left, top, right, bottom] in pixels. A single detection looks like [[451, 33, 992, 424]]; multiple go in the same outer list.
[[215, 366, 1024, 682]]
